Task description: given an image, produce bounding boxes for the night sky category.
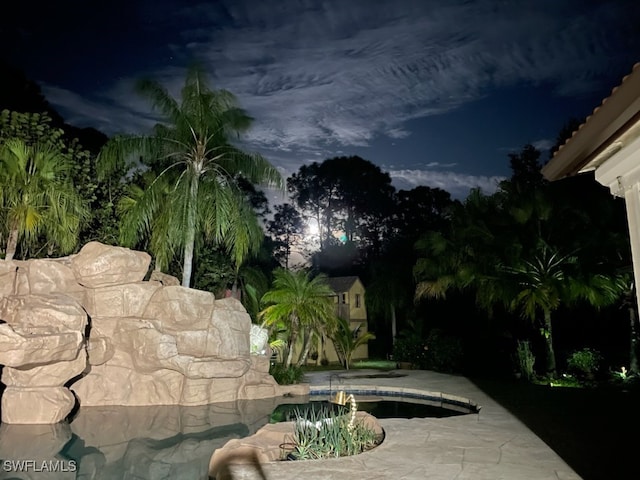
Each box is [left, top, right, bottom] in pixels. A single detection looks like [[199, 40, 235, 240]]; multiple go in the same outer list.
[[2, 0, 639, 198]]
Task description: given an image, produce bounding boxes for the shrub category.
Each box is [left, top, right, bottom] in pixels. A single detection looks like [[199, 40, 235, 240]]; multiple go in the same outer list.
[[567, 348, 602, 379], [392, 335, 427, 368], [424, 329, 464, 373], [270, 364, 305, 385]]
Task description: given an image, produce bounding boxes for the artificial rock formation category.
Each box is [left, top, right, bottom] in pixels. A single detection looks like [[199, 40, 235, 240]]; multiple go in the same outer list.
[[0, 242, 306, 424], [0, 293, 88, 424]]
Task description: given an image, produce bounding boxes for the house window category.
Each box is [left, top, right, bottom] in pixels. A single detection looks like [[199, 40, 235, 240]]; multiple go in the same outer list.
[[355, 294, 361, 308], [341, 293, 347, 304]]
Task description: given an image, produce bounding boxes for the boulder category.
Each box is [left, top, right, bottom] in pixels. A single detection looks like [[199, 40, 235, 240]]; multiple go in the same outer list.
[[0, 294, 87, 368], [2, 350, 87, 387], [83, 282, 160, 318], [70, 242, 150, 288], [150, 270, 181, 286], [1, 386, 77, 424]]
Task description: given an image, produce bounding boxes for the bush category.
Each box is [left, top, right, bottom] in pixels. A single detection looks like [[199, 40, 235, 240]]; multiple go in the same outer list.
[[567, 348, 602, 379], [392, 335, 427, 368], [270, 364, 305, 385], [424, 329, 464, 373]]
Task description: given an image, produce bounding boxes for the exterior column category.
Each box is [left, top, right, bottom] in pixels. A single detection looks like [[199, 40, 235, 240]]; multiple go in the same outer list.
[[624, 182, 640, 317]]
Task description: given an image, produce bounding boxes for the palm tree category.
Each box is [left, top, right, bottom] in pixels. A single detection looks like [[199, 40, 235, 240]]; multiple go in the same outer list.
[[0, 138, 89, 260], [98, 65, 282, 287], [330, 316, 376, 370], [505, 246, 622, 377], [259, 269, 337, 368]]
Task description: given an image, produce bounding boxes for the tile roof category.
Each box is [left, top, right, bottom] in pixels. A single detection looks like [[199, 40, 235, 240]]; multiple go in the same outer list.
[[542, 62, 640, 180]]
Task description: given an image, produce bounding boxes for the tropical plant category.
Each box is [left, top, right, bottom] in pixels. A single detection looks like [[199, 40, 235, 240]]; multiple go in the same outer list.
[[269, 363, 305, 385], [260, 269, 337, 368], [98, 65, 282, 286], [287, 404, 380, 460], [329, 317, 375, 370], [0, 138, 89, 259], [504, 246, 621, 377], [567, 348, 602, 380]]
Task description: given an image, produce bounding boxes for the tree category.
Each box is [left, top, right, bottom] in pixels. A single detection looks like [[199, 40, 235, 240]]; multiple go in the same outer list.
[[330, 316, 375, 370], [288, 162, 337, 251], [415, 143, 629, 378], [98, 65, 282, 287], [267, 203, 304, 269], [504, 246, 622, 376], [259, 269, 336, 368], [287, 156, 396, 257], [0, 138, 89, 259]]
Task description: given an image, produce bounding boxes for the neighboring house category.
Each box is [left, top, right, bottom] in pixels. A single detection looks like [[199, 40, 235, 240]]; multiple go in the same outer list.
[[542, 62, 640, 314], [318, 276, 370, 364]]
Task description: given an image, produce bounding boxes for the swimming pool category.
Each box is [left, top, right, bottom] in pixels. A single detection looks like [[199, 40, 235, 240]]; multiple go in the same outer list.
[[0, 388, 479, 479]]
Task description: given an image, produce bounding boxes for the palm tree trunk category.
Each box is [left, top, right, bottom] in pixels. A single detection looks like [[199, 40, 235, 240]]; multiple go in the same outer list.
[[296, 330, 314, 367], [182, 175, 199, 288], [391, 304, 397, 344], [286, 329, 298, 368], [5, 228, 19, 261], [542, 310, 556, 377]]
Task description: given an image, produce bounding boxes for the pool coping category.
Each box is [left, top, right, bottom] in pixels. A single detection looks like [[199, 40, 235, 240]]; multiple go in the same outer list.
[[309, 384, 481, 414]]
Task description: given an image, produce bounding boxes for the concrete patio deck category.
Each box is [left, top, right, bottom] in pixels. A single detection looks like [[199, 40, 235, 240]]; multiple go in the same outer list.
[[215, 369, 582, 480]]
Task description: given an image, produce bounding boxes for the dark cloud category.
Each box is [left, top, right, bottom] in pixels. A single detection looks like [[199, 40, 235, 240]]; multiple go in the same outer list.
[[13, 0, 639, 197]]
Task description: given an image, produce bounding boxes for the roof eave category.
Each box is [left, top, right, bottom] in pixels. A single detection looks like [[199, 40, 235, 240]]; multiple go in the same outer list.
[[542, 63, 640, 181]]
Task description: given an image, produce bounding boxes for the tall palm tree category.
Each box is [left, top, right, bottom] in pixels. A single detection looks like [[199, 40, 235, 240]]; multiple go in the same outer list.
[[505, 246, 622, 377], [0, 138, 89, 260], [259, 269, 337, 368], [98, 65, 282, 287]]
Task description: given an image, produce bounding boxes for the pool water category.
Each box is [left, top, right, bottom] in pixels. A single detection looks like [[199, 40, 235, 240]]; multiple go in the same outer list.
[[270, 399, 470, 423], [0, 393, 475, 479], [0, 398, 292, 480]]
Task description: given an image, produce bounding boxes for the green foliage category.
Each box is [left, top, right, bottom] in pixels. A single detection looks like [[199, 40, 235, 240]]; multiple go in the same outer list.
[[329, 317, 376, 370], [567, 348, 602, 379], [260, 269, 337, 368], [98, 65, 282, 286], [269, 364, 304, 385], [392, 334, 427, 367], [0, 137, 90, 259], [424, 329, 464, 373], [515, 340, 536, 380], [414, 143, 628, 378], [287, 405, 380, 460]]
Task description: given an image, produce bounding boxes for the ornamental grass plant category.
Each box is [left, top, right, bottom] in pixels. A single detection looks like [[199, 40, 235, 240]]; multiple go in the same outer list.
[[284, 404, 381, 460]]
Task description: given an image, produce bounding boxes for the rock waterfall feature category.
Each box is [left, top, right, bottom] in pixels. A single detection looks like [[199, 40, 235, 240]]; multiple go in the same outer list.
[[0, 242, 305, 424]]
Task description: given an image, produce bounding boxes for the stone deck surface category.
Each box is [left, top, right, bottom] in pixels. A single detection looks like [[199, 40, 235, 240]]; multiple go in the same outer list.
[[214, 369, 582, 480]]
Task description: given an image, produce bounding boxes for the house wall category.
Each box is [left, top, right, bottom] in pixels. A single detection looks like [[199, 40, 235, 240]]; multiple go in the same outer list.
[[319, 279, 369, 364]]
